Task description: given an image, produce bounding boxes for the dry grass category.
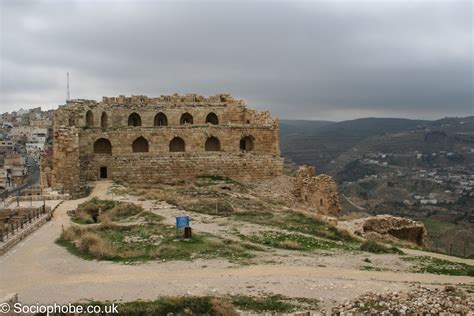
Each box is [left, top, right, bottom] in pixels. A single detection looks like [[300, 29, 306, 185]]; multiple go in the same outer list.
[[280, 240, 304, 250], [77, 232, 114, 258], [107, 202, 142, 221], [60, 225, 84, 241], [210, 298, 239, 316]]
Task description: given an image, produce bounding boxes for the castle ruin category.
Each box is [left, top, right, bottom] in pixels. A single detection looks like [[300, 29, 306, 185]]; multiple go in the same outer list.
[[44, 94, 283, 194]]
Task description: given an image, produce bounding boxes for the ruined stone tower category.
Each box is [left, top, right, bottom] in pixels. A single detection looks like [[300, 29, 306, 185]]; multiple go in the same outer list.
[[48, 93, 283, 193]]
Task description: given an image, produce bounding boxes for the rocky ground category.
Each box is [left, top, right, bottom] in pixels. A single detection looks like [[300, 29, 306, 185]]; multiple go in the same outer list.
[[0, 180, 473, 315], [333, 285, 474, 315]]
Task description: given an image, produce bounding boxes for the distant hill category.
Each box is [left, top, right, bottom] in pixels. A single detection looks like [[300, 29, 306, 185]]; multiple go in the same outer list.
[[279, 119, 333, 137], [280, 117, 430, 172], [280, 116, 474, 257]]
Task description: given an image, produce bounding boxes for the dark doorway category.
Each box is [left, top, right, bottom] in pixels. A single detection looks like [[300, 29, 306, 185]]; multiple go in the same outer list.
[[239, 135, 255, 152], [100, 167, 108, 179]]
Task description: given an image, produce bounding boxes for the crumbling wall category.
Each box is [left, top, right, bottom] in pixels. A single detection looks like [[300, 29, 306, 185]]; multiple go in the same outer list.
[[361, 215, 426, 246], [292, 165, 340, 216], [39, 152, 53, 189], [49, 94, 283, 193]]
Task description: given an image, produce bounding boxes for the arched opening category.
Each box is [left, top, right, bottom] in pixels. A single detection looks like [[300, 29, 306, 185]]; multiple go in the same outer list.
[[132, 136, 149, 153], [128, 113, 142, 126], [205, 136, 221, 151], [180, 113, 193, 125], [205, 112, 219, 125], [100, 112, 108, 128], [169, 137, 185, 152], [320, 198, 323, 207], [93, 138, 112, 155], [68, 117, 74, 126], [85, 110, 94, 127], [240, 135, 255, 152], [154, 112, 168, 126]]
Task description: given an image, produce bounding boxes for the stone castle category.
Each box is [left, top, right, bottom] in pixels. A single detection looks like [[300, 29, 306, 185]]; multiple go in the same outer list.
[[42, 94, 283, 194]]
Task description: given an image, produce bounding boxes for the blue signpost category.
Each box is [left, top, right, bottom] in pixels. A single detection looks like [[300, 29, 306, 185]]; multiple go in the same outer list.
[[176, 216, 190, 228], [175, 215, 192, 239]]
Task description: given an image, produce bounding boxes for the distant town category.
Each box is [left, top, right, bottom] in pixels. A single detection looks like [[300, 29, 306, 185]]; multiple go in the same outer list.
[[0, 107, 53, 197]]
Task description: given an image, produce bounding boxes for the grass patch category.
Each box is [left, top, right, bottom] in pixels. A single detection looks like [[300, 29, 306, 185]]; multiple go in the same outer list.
[[243, 231, 356, 252], [59, 207, 254, 263], [231, 295, 296, 313], [74, 294, 318, 315], [195, 175, 242, 187], [80, 296, 238, 316], [233, 211, 358, 243], [359, 240, 403, 254], [187, 200, 234, 216], [72, 198, 143, 224], [401, 256, 474, 276]]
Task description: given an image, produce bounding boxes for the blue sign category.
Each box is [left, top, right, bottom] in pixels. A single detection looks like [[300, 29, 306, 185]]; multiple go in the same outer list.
[[176, 216, 190, 228]]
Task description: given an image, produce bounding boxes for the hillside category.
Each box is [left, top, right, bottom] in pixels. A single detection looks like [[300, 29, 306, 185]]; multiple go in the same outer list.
[[281, 117, 430, 173], [280, 116, 474, 257]]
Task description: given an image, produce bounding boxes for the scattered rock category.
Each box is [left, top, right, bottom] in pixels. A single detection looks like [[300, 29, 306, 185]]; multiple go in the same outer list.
[[332, 285, 473, 315]]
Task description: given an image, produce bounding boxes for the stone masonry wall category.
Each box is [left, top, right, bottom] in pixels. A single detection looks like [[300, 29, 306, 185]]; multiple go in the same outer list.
[[292, 165, 340, 216], [49, 94, 283, 193]]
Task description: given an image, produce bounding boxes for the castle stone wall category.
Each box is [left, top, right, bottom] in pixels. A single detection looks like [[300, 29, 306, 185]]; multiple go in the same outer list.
[[48, 94, 283, 192]]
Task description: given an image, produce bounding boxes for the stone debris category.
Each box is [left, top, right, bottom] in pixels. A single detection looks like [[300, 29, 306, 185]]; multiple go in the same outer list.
[[343, 215, 427, 246], [332, 285, 474, 315]]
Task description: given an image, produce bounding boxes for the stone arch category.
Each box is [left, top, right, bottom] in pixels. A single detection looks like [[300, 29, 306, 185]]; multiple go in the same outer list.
[[205, 136, 221, 151], [132, 136, 149, 153], [169, 137, 185, 152], [205, 112, 219, 125], [85, 110, 94, 127], [100, 111, 108, 128], [93, 138, 112, 155], [240, 135, 255, 152], [128, 112, 142, 126], [154, 112, 168, 126], [180, 113, 193, 125]]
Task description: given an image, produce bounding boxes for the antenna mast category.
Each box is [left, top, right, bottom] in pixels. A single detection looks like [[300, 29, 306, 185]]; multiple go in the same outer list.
[[66, 72, 70, 102]]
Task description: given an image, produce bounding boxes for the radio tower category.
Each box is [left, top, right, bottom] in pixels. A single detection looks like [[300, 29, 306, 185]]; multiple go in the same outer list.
[[66, 72, 70, 102]]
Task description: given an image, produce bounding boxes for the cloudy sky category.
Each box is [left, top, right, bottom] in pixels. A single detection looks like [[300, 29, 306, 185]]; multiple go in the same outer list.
[[1, 0, 472, 120]]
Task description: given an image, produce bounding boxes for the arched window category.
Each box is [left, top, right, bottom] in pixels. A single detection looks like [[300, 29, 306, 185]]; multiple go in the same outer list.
[[132, 136, 149, 153], [240, 135, 255, 152], [68, 117, 75, 126], [169, 137, 185, 152], [205, 112, 218, 125], [180, 113, 193, 125], [128, 113, 142, 126], [205, 136, 221, 151], [154, 112, 168, 126], [100, 112, 108, 128], [85, 110, 94, 127], [93, 138, 112, 155]]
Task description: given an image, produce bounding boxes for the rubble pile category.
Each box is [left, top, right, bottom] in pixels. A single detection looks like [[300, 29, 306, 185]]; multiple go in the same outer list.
[[342, 215, 427, 246], [332, 285, 474, 315]]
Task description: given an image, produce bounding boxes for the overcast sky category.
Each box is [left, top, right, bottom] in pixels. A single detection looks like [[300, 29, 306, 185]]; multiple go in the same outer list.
[[1, 0, 472, 120]]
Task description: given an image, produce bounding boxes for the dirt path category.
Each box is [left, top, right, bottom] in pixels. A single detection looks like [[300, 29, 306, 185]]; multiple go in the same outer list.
[[0, 181, 472, 312]]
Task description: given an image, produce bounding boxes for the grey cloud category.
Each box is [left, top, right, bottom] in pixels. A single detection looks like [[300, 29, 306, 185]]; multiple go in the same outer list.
[[0, 0, 472, 120]]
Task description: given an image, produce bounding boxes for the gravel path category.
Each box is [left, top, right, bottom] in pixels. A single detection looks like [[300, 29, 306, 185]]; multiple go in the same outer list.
[[0, 181, 472, 312]]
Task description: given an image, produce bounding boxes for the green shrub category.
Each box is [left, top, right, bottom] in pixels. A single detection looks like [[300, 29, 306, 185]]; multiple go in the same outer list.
[[359, 240, 397, 254]]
